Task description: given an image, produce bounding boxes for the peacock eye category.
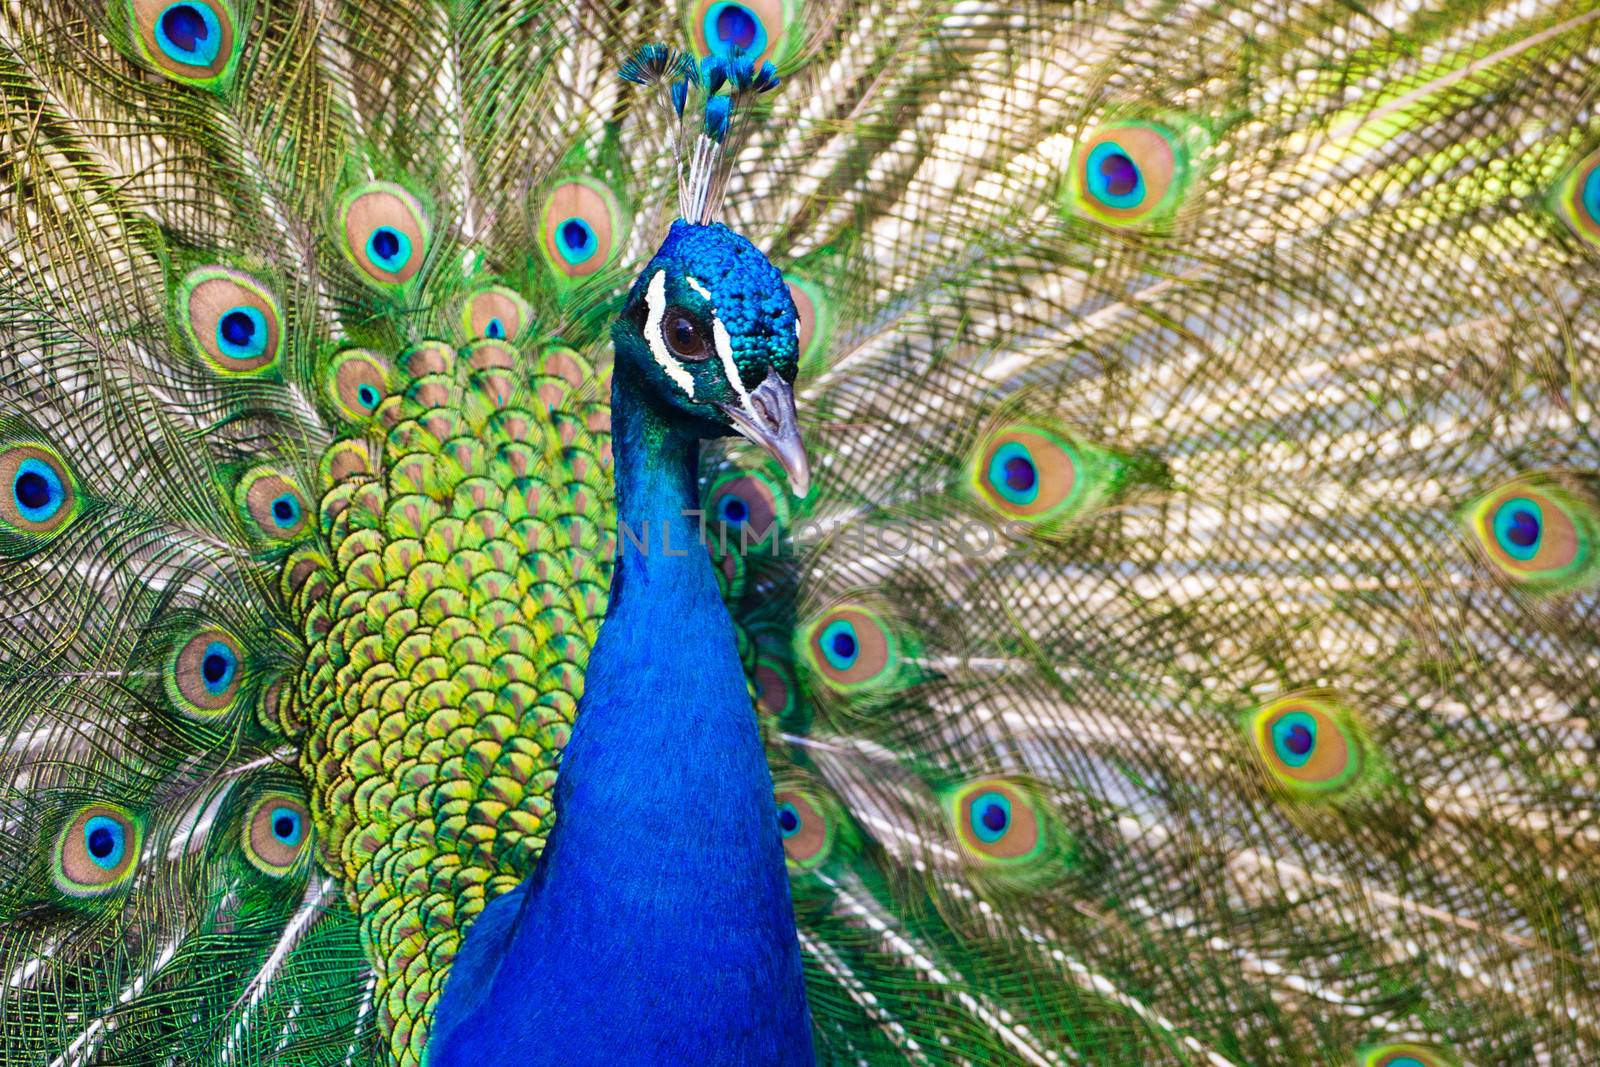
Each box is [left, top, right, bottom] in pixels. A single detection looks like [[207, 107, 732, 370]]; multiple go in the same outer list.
[[663, 306, 712, 361]]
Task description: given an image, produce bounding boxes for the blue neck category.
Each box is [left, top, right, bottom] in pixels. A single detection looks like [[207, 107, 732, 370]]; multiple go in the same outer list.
[[428, 363, 813, 1067]]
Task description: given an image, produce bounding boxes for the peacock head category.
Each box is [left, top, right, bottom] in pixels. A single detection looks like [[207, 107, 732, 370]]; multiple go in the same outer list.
[[613, 219, 808, 495]]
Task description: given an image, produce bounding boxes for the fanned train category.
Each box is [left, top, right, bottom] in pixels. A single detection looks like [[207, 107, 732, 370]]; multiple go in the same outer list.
[[1, 0, 1599, 1064]]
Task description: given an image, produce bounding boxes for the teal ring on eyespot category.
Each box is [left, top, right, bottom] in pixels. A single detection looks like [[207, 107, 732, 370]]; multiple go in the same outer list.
[[553, 217, 598, 264], [1085, 141, 1145, 209], [1270, 710, 1318, 768], [776, 802, 801, 838], [819, 619, 860, 671], [268, 492, 302, 530], [356, 384, 381, 411], [986, 442, 1040, 506], [485, 317, 506, 340], [1584, 167, 1600, 224], [717, 494, 750, 527], [83, 815, 127, 870], [200, 641, 238, 697], [366, 226, 413, 272], [1492, 496, 1543, 561], [154, 3, 223, 66], [969, 791, 1012, 844], [269, 807, 305, 846], [703, 2, 769, 60], [215, 305, 268, 360], [12, 458, 66, 523]]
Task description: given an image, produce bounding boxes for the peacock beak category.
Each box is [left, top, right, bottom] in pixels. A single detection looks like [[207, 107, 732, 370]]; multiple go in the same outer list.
[[720, 368, 810, 498]]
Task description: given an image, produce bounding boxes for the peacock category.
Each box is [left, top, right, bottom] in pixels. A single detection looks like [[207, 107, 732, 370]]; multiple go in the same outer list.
[[1, 0, 1598, 1063]]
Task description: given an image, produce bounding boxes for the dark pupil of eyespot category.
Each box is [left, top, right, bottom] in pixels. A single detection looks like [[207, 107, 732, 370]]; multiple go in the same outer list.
[[1002, 456, 1036, 492], [716, 5, 758, 48], [672, 316, 698, 350], [486, 318, 505, 339], [88, 825, 116, 858], [15, 471, 50, 510], [273, 499, 295, 522], [202, 651, 229, 684], [777, 808, 799, 833], [221, 311, 255, 346], [372, 230, 400, 260], [162, 5, 208, 52], [1099, 150, 1139, 197], [724, 498, 748, 522], [274, 815, 296, 840], [1506, 508, 1540, 548], [561, 220, 589, 251], [358, 385, 379, 408], [980, 803, 1008, 833], [831, 632, 856, 659], [1283, 723, 1314, 756]]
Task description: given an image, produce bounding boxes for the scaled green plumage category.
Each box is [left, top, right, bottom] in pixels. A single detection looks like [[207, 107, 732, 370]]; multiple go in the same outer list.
[[2, 0, 1599, 1064]]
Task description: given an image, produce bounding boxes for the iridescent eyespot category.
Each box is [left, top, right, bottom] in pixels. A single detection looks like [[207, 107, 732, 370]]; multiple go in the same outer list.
[[338, 182, 429, 287], [177, 267, 282, 374], [775, 790, 832, 870], [688, 0, 794, 66], [1067, 121, 1190, 228], [538, 179, 625, 282], [969, 421, 1114, 532], [707, 471, 784, 542], [800, 604, 909, 697], [126, 0, 241, 86], [1553, 148, 1600, 245], [1357, 1041, 1459, 1067], [462, 286, 533, 342], [785, 277, 832, 375], [1246, 691, 1370, 801], [54, 803, 142, 898], [1, 444, 79, 538], [242, 792, 311, 877], [236, 468, 310, 541], [1463, 475, 1599, 592], [168, 628, 245, 719], [752, 655, 796, 718], [326, 349, 392, 420], [945, 780, 1045, 865]]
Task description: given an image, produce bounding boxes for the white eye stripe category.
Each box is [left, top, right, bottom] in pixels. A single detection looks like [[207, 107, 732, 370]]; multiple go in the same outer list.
[[712, 315, 752, 409], [685, 276, 712, 301], [645, 270, 696, 399]]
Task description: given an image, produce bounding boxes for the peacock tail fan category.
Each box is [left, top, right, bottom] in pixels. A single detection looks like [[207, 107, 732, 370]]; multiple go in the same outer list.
[[0, 0, 1597, 1064]]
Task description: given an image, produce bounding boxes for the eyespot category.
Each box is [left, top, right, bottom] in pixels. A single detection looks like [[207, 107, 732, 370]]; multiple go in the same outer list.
[[970, 422, 1113, 531], [1357, 1042, 1458, 1067], [177, 267, 282, 374], [236, 468, 310, 541], [752, 655, 796, 718], [1554, 148, 1600, 245], [946, 780, 1045, 865], [1246, 692, 1369, 800], [662, 305, 714, 361], [707, 472, 782, 540], [775, 790, 832, 870], [54, 803, 142, 898], [688, 0, 791, 66], [1463, 475, 1599, 592], [801, 604, 902, 694], [242, 792, 311, 876], [167, 628, 245, 719], [126, 0, 240, 85], [462, 286, 533, 341], [338, 182, 430, 287], [1, 444, 79, 537], [1068, 122, 1188, 227], [326, 349, 392, 420], [538, 179, 625, 282], [785, 277, 831, 374]]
